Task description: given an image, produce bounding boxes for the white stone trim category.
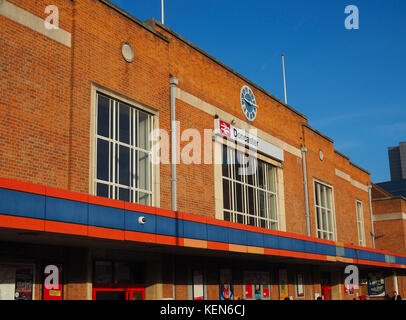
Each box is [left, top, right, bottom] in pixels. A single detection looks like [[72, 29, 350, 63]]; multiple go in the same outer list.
[[0, 0, 71, 47], [373, 212, 406, 222], [176, 88, 302, 159], [335, 168, 368, 193], [335, 168, 350, 182]]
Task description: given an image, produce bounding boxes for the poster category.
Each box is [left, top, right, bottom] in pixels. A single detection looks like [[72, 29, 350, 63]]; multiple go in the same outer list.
[[258, 272, 270, 299], [279, 269, 289, 300], [244, 272, 253, 299], [193, 270, 204, 300], [344, 282, 354, 295], [14, 267, 33, 300], [296, 273, 305, 297], [244, 271, 270, 300], [368, 273, 385, 297], [219, 269, 234, 300]]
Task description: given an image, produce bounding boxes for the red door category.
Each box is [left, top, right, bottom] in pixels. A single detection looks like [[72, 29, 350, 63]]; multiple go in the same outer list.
[[92, 286, 145, 300], [321, 285, 332, 300], [320, 272, 332, 300]]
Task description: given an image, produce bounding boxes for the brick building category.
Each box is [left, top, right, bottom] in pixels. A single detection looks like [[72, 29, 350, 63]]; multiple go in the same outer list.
[[0, 0, 405, 300], [372, 184, 406, 256]]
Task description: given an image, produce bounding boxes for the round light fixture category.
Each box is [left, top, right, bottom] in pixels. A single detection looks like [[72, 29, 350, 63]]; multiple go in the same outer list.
[[121, 42, 134, 63], [319, 150, 324, 161]]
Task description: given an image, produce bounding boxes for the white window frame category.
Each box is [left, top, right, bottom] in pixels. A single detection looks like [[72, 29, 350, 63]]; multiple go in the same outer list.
[[356, 200, 366, 247], [221, 143, 279, 230], [90, 84, 160, 207], [313, 179, 336, 241]]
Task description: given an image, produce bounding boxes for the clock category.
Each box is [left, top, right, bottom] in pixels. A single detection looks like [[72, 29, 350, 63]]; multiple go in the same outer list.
[[240, 85, 258, 121]]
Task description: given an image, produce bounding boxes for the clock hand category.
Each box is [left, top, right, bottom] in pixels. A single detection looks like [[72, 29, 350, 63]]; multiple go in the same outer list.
[[244, 98, 258, 108]]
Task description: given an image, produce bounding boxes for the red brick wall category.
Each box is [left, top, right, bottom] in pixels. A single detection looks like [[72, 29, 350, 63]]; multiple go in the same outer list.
[[373, 197, 406, 254], [1, 0, 373, 247], [303, 126, 372, 246], [0, 0, 73, 189]]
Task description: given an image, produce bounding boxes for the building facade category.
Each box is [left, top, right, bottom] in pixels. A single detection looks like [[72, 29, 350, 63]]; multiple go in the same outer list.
[[0, 0, 405, 300], [388, 142, 406, 182], [377, 142, 406, 198]]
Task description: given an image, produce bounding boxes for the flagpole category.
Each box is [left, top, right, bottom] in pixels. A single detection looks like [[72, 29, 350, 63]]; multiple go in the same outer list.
[[282, 53, 288, 104], [161, 0, 164, 24]]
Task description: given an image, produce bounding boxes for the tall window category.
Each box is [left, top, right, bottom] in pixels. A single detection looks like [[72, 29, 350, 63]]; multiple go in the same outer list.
[[222, 144, 278, 230], [356, 200, 366, 247], [314, 181, 335, 240], [95, 93, 153, 205]]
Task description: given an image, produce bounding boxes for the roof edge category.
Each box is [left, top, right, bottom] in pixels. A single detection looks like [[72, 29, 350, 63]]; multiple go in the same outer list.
[[302, 123, 334, 143], [98, 0, 170, 43], [147, 18, 308, 121], [349, 161, 370, 175]]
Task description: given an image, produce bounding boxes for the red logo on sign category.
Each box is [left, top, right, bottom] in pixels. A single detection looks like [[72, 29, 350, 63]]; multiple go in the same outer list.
[[220, 120, 231, 137]]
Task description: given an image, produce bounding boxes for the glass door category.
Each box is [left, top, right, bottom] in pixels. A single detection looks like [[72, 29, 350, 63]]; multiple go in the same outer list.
[[93, 287, 145, 300]]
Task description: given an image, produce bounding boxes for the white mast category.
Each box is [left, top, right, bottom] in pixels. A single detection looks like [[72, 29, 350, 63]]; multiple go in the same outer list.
[[161, 0, 164, 24], [282, 53, 288, 104]]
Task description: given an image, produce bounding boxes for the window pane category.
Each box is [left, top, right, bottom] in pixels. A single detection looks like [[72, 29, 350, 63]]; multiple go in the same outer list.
[[267, 194, 277, 221], [246, 156, 255, 186], [320, 185, 326, 208], [97, 95, 110, 138], [139, 192, 150, 206], [97, 183, 109, 198], [326, 188, 332, 210], [115, 262, 131, 284], [139, 111, 149, 150], [327, 211, 333, 234], [235, 152, 244, 182], [236, 213, 244, 224], [222, 179, 231, 210], [357, 202, 362, 220], [224, 211, 231, 222], [119, 188, 130, 202], [235, 182, 243, 213], [119, 146, 130, 186], [222, 145, 229, 178], [95, 261, 113, 284], [322, 209, 327, 232], [267, 166, 276, 193], [315, 183, 320, 206], [247, 187, 255, 215], [139, 151, 150, 191], [229, 148, 235, 179], [97, 139, 109, 181], [258, 190, 266, 218], [119, 103, 130, 144], [257, 161, 264, 189], [248, 216, 255, 226], [316, 207, 322, 231]]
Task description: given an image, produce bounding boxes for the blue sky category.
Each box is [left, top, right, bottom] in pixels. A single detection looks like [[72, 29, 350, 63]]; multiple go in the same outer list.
[[110, 0, 406, 183]]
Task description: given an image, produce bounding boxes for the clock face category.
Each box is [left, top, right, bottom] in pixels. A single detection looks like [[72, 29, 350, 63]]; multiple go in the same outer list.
[[240, 85, 258, 121]]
